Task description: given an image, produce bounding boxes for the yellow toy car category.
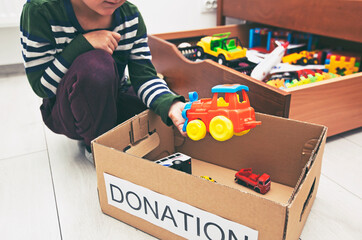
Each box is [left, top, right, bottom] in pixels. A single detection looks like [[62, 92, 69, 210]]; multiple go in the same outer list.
[[200, 176, 217, 182], [196, 32, 247, 66], [282, 50, 319, 65]]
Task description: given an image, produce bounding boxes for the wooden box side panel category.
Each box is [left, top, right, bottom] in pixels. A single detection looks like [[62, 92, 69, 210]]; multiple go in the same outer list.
[[217, 0, 362, 43], [152, 24, 250, 44], [288, 73, 362, 136], [148, 34, 290, 117]]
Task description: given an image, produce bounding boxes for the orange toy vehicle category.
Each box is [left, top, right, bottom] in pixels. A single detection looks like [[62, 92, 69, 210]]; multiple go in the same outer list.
[[235, 168, 271, 194], [181, 84, 261, 141], [282, 50, 319, 65]]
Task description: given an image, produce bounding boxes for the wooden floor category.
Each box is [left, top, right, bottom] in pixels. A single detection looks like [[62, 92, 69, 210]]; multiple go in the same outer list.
[[0, 74, 361, 240]]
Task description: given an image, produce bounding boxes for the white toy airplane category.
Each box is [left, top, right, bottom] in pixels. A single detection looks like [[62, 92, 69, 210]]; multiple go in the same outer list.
[[250, 41, 289, 80], [246, 43, 306, 64], [248, 42, 325, 80]]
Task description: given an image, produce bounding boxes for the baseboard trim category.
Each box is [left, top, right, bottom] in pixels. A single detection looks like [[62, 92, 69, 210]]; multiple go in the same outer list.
[[0, 64, 25, 76]]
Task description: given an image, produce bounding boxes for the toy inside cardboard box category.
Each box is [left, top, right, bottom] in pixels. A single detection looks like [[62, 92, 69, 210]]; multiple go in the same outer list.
[[93, 110, 327, 240]]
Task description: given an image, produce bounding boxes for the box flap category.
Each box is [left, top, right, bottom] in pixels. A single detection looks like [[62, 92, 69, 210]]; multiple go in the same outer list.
[[93, 110, 175, 159], [283, 127, 327, 239], [288, 127, 327, 203], [130, 113, 149, 144], [124, 132, 160, 158]]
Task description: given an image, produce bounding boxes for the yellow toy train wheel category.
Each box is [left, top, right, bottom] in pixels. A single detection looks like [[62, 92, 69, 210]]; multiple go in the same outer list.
[[186, 119, 206, 141], [209, 116, 234, 141], [234, 129, 250, 136]]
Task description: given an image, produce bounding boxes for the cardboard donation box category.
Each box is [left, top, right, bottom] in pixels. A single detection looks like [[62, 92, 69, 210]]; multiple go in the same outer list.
[[93, 110, 327, 240]]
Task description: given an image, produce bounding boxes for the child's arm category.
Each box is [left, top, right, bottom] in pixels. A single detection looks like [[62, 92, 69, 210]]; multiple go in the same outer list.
[[20, 2, 93, 98], [128, 36, 186, 130], [83, 30, 121, 55], [125, 9, 186, 131]]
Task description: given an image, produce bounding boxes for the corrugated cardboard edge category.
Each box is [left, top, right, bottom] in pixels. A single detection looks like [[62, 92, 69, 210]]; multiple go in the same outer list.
[[288, 127, 327, 203], [283, 126, 328, 239]]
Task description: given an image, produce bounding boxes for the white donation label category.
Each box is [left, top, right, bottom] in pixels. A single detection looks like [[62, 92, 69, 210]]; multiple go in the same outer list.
[[104, 173, 258, 240]]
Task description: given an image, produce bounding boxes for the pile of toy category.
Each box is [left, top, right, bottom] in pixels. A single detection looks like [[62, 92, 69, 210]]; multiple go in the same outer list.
[[266, 70, 340, 89], [177, 28, 361, 89], [263, 49, 360, 89], [246, 28, 361, 87]]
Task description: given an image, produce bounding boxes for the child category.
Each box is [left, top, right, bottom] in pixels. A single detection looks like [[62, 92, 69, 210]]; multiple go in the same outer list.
[[20, 0, 186, 162]]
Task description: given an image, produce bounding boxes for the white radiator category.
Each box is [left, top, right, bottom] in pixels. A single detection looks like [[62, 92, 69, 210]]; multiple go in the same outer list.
[[0, 0, 25, 27]]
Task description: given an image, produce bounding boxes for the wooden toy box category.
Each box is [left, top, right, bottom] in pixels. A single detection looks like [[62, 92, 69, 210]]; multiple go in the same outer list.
[[148, 0, 362, 136]]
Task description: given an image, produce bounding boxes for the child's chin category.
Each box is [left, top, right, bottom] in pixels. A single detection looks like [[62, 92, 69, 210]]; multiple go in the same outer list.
[[99, 9, 116, 16]]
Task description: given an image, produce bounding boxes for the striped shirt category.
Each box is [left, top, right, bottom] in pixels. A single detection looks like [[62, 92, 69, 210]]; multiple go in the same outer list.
[[20, 0, 184, 124]]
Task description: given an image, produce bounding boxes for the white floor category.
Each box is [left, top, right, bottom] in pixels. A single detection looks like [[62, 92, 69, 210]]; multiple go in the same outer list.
[[0, 73, 361, 240]]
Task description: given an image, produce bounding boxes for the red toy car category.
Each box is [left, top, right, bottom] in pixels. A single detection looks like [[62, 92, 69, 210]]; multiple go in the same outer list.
[[182, 84, 261, 141], [234, 168, 271, 194]]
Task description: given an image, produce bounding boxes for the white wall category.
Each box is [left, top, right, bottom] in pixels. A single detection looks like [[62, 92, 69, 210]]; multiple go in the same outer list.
[[0, 0, 24, 65], [0, 27, 23, 66], [128, 0, 217, 34], [0, 0, 218, 66]]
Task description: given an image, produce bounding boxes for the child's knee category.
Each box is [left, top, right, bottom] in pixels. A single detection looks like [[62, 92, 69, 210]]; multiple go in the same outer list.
[[71, 50, 119, 89]]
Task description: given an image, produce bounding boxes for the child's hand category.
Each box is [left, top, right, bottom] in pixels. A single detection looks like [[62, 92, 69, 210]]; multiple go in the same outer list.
[[168, 101, 187, 137], [83, 30, 121, 55]]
